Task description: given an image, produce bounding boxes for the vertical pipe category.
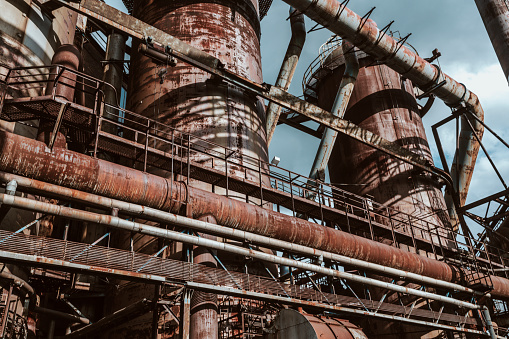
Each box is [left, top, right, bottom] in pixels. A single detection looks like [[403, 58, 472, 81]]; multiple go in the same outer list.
[[308, 40, 359, 182], [475, 0, 509, 84], [266, 7, 306, 145], [181, 290, 191, 339], [102, 31, 126, 135], [483, 306, 497, 339], [37, 44, 81, 148], [190, 215, 218, 339]]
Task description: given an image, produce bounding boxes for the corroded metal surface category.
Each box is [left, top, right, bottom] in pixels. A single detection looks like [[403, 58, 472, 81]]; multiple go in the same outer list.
[[475, 0, 509, 83], [128, 0, 267, 170], [281, 0, 484, 235], [0, 131, 462, 284], [62, 0, 450, 185], [317, 51, 452, 238], [269, 309, 368, 339]]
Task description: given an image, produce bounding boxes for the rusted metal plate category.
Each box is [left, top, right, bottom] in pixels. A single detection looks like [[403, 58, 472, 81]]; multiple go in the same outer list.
[[128, 0, 268, 180]]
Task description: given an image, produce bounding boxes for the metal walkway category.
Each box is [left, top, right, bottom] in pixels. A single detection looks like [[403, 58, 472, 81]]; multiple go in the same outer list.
[[0, 65, 508, 284], [0, 230, 487, 336]]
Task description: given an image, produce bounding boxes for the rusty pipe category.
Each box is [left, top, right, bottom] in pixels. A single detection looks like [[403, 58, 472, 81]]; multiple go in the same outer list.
[[4, 132, 509, 299], [308, 40, 359, 182], [280, 0, 484, 233], [38, 44, 81, 148], [0, 270, 34, 296], [0, 193, 484, 309], [475, 0, 509, 84], [190, 216, 218, 339], [0, 130, 462, 283], [0, 171, 486, 296], [266, 7, 306, 145]]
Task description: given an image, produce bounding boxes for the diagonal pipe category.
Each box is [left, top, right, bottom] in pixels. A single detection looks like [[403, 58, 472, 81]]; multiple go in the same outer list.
[[266, 7, 306, 145], [306, 39, 358, 188], [279, 0, 484, 234]]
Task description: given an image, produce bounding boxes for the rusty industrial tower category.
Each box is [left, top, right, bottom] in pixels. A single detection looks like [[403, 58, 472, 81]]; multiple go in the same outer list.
[[0, 0, 509, 338]]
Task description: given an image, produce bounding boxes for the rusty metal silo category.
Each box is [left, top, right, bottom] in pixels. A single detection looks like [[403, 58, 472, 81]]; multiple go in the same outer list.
[[108, 1, 267, 338], [128, 0, 267, 168], [306, 46, 453, 243]]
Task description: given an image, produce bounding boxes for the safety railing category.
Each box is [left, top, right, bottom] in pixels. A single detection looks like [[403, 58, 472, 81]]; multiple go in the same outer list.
[[0, 65, 508, 283], [0, 229, 484, 332]]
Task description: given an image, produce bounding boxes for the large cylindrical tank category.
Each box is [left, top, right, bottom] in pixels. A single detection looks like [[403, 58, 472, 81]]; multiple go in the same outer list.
[[128, 0, 267, 171], [107, 1, 267, 338], [309, 47, 452, 245], [266, 309, 368, 339]]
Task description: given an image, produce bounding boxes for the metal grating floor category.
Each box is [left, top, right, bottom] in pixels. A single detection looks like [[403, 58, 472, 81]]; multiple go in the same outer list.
[[0, 230, 479, 328]]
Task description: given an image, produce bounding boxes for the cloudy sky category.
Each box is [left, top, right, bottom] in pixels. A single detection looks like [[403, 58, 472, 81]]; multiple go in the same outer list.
[[107, 0, 508, 236]]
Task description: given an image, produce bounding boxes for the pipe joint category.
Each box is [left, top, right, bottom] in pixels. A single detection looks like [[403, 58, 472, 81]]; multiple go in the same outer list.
[[6, 180, 17, 196], [445, 83, 468, 108]]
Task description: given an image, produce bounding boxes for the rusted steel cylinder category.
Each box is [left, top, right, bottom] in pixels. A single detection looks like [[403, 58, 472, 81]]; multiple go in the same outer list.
[[313, 49, 452, 238], [190, 215, 219, 339], [38, 44, 81, 148], [0, 130, 184, 213], [128, 0, 267, 171], [44, 44, 81, 100], [0, 131, 462, 284], [475, 0, 509, 83]]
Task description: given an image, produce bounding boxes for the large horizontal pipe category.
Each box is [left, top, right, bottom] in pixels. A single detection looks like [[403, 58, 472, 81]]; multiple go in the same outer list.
[[279, 0, 484, 233], [4, 132, 509, 299], [0, 172, 484, 296], [0, 193, 482, 310], [0, 131, 463, 282]]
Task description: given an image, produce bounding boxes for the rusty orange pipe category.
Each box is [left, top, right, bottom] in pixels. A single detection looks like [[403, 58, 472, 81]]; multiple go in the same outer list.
[[0, 130, 460, 284]]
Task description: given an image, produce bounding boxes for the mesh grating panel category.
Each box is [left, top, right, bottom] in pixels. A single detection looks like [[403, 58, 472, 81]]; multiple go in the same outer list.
[[1, 98, 94, 128], [0, 230, 480, 327], [259, 0, 273, 20]]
